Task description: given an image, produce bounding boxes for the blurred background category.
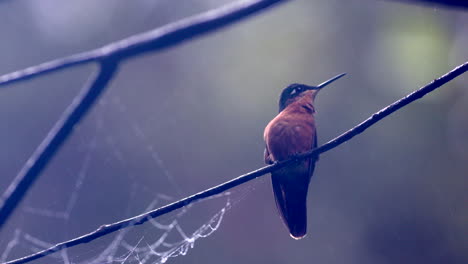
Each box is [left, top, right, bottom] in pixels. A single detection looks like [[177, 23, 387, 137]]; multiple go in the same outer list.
[[0, 0, 467, 263]]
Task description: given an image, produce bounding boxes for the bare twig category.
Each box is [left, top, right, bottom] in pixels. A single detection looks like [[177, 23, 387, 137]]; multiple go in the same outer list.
[[307, 61, 468, 156], [0, 0, 286, 87], [386, 0, 468, 9], [0, 60, 119, 230], [0, 0, 288, 230], [5, 62, 467, 264]]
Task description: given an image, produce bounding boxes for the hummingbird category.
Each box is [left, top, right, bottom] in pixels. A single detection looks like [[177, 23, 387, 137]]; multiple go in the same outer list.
[[263, 73, 346, 239]]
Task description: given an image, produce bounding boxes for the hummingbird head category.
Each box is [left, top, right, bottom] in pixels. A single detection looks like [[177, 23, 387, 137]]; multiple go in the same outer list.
[[278, 73, 346, 112]]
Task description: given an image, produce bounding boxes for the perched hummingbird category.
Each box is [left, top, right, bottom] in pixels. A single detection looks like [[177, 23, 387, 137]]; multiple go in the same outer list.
[[263, 73, 346, 239]]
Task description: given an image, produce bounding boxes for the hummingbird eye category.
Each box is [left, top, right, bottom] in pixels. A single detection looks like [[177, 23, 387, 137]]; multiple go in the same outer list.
[[290, 86, 304, 96]]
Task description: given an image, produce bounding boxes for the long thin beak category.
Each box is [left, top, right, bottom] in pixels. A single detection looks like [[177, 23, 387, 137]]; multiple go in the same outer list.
[[316, 72, 347, 89]]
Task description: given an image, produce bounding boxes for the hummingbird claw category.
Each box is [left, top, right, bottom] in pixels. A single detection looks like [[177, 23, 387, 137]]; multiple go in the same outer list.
[[291, 153, 302, 163]]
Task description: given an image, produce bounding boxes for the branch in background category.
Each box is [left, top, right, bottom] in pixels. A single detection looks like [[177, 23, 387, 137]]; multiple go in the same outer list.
[[0, 0, 289, 230], [386, 0, 468, 9], [0, 60, 119, 230], [0, 0, 286, 87], [6, 62, 467, 264]]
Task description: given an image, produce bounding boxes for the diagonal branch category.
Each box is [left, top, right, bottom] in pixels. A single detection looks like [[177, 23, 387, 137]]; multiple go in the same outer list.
[[0, 60, 119, 230], [0, 0, 287, 87], [385, 0, 468, 9], [5, 62, 467, 264], [0, 0, 289, 230]]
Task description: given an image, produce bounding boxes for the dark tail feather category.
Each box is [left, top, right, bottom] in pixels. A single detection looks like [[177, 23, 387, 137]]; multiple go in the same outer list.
[[271, 163, 314, 239]]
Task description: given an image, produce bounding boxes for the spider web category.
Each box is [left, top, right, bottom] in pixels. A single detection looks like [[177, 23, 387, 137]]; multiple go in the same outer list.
[[1, 195, 231, 264], [0, 91, 254, 264]]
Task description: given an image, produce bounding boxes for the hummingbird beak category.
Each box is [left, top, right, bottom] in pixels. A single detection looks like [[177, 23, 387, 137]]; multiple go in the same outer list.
[[315, 73, 346, 90], [302, 73, 346, 92], [302, 73, 346, 99], [315, 72, 347, 89]]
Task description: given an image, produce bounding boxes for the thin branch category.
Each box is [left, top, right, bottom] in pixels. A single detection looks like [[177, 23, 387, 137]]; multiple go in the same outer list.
[[6, 62, 467, 264], [0, 60, 119, 231], [386, 0, 468, 9], [0, 0, 286, 87], [0, 0, 289, 230], [308, 61, 468, 156]]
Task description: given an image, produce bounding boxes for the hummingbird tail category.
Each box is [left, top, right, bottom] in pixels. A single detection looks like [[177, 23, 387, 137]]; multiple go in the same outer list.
[[271, 166, 312, 239]]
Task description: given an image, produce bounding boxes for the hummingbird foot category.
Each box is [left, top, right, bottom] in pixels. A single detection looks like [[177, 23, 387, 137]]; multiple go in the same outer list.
[[291, 153, 303, 164]]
